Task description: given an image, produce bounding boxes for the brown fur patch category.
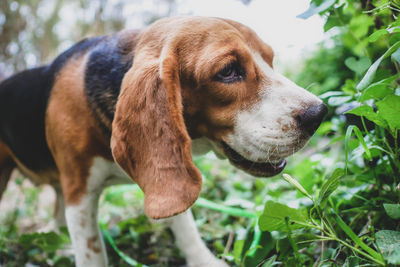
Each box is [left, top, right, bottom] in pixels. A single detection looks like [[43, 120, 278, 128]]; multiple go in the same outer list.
[[46, 54, 113, 205], [87, 235, 101, 253]]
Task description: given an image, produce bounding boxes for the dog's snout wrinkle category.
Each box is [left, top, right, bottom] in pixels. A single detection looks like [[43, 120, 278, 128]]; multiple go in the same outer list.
[[296, 103, 327, 135]]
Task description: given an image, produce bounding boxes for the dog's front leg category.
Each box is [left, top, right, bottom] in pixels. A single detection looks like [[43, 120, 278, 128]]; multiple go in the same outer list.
[[65, 190, 107, 267], [169, 210, 229, 267]]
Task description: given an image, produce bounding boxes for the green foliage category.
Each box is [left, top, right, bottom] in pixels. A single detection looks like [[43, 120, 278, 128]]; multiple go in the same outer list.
[[259, 201, 310, 232], [376, 230, 400, 264], [317, 168, 343, 208], [383, 203, 400, 219], [252, 0, 400, 265]]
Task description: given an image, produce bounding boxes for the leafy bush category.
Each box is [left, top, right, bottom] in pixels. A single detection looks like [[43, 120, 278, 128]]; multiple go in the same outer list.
[[245, 0, 400, 266]]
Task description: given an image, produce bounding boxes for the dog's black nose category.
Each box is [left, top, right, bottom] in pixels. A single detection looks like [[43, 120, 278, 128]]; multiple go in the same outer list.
[[296, 103, 327, 135]]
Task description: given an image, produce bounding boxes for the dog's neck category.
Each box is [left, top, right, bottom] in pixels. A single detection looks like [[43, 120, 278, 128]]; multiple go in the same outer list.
[[84, 34, 135, 137]]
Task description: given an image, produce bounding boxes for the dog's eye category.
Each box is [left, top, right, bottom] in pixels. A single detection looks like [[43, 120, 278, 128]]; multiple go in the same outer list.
[[215, 62, 244, 83]]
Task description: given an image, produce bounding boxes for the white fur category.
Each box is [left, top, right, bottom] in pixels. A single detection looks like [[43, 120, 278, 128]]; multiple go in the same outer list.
[[226, 52, 322, 163], [167, 210, 228, 267], [65, 158, 128, 267], [65, 157, 223, 267], [66, 193, 107, 267]]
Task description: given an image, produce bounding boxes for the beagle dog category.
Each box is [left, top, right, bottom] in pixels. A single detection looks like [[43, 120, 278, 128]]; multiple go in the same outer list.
[[0, 17, 327, 266]]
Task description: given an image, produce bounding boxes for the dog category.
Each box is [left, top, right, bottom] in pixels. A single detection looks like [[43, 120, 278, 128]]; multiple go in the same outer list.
[[0, 16, 327, 266]]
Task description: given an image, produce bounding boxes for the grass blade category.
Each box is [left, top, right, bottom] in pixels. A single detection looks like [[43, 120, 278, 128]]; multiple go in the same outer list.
[[332, 211, 384, 263], [195, 197, 257, 218], [317, 168, 344, 208], [345, 125, 372, 175], [100, 223, 149, 267]]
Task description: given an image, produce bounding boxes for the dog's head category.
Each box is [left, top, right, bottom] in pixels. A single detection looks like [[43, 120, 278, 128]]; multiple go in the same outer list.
[[111, 17, 327, 219]]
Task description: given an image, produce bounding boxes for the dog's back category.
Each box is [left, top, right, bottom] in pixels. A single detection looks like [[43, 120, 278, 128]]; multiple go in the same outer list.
[[0, 36, 103, 195], [0, 67, 55, 170], [0, 31, 139, 199]]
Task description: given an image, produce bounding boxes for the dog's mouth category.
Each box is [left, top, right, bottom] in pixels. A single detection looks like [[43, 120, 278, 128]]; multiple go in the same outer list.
[[221, 142, 286, 177]]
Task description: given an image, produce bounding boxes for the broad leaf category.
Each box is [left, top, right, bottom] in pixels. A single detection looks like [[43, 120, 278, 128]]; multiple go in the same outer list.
[[349, 15, 374, 39], [368, 29, 389, 42], [359, 75, 396, 101], [383, 203, 400, 219], [259, 201, 310, 232], [317, 168, 343, 208], [376, 230, 400, 264], [376, 95, 400, 129], [346, 105, 387, 128], [324, 4, 348, 32], [360, 84, 392, 101], [343, 256, 360, 267], [328, 95, 352, 106], [297, 0, 336, 19], [344, 57, 371, 75], [357, 41, 400, 90]]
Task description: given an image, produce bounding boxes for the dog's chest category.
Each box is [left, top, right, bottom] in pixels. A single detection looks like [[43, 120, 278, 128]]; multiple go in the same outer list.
[[87, 157, 132, 190]]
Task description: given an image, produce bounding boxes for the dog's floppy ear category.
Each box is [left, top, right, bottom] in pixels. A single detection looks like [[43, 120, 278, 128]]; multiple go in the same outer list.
[[111, 45, 202, 219]]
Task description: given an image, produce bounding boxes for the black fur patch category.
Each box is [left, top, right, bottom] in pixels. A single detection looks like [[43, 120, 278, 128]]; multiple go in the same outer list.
[[85, 34, 134, 135], [0, 37, 103, 171]]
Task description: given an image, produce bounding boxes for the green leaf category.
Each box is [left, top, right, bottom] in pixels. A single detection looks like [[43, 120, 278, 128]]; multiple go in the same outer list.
[[259, 201, 310, 232], [383, 203, 400, 219], [101, 223, 149, 267], [357, 41, 400, 90], [297, 0, 336, 19], [368, 29, 389, 42], [345, 125, 373, 174], [195, 197, 257, 218], [349, 15, 374, 39], [328, 95, 352, 106], [333, 211, 384, 262], [346, 105, 387, 128], [376, 95, 400, 129], [376, 230, 400, 264], [317, 168, 344, 208], [261, 255, 277, 267], [324, 4, 348, 32], [233, 239, 245, 262], [345, 57, 371, 75], [344, 125, 372, 161], [316, 121, 333, 135], [282, 174, 313, 200], [359, 75, 396, 101], [392, 47, 400, 63], [19, 232, 68, 253], [360, 84, 392, 101], [343, 256, 360, 267]]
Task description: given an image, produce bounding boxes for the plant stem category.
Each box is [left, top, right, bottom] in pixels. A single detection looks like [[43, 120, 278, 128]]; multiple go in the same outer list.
[[335, 238, 385, 266], [285, 217, 302, 264]]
